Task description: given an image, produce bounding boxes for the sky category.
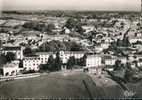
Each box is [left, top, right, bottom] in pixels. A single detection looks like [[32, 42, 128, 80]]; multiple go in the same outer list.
[[0, 0, 141, 11]]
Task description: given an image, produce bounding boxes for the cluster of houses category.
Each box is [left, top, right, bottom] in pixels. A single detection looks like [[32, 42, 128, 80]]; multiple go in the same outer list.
[[0, 14, 141, 77], [0, 46, 102, 76], [1, 44, 142, 77], [0, 46, 97, 76]]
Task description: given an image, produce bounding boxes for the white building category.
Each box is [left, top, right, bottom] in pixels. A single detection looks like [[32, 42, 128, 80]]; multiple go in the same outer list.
[[137, 59, 142, 67], [104, 56, 127, 66], [82, 25, 94, 33], [94, 46, 103, 53], [129, 37, 142, 44], [105, 58, 116, 66], [2, 46, 24, 60], [60, 51, 86, 64], [23, 51, 86, 71], [0, 33, 10, 41], [23, 56, 41, 71], [36, 52, 56, 64], [101, 43, 110, 49], [85, 55, 102, 74], [119, 57, 127, 64], [0, 60, 20, 76], [63, 27, 71, 34]]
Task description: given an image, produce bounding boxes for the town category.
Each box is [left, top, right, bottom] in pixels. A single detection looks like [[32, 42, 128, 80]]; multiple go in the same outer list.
[[0, 10, 142, 98]]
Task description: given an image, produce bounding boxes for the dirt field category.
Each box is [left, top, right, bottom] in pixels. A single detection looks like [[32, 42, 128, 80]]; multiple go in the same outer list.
[[0, 71, 125, 99]]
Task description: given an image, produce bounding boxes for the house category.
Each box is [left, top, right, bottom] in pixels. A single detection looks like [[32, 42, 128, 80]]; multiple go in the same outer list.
[[137, 59, 142, 67], [128, 54, 140, 62], [60, 51, 86, 70], [103, 55, 127, 66], [129, 37, 142, 44], [36, 52, 56, 64], [0, 33, 9, 41], [63, 27, 71, 34], [82, 25, 94, 33], [100, 43, 110, 50], [118, 57, 127, 64], [23, 55, 41, 71], [2, 46, 24, 60], [104, 56, 116, 66], [85, 55, 102, 74], [0, 60, 20, 76], [134, 32, 142, 37], [60, 51, 86, 64]]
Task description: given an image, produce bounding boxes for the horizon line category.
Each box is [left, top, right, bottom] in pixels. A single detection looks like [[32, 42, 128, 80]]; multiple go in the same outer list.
[[1, 9, 141, 12]]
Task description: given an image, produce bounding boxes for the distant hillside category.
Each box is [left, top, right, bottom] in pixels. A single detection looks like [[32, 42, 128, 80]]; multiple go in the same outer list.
[[2, 10, 139, 18]]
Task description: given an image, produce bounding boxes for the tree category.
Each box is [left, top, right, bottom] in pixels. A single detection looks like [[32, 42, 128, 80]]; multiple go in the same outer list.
[[22, 21, 33, 29], [23, 21, 46, 32], [47, 55, 55, 71], [124, 62, 133, 82], [123, 36, 131, 47], [46, 23, 55, 32], [67, 56, 76, 69], [70, 42, 82, 51], [5, 52, 15, 62], [39, 64, 48, 71], [65, 18, 77, 30], [65, 17, 83, 34], [116, 39, 123, 47], [0, 40, 2, 48], [113, 60, 122, 71], [79, 54, 87, 66], [23, 47, 33, 56], [75, 23, 84, 34], [54, 52, 62, 71], [19, 60, 23, 68], [0, 54, 8, 67]]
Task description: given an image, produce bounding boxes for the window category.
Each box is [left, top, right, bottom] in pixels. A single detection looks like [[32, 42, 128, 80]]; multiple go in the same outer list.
[[5, 72, 9, 76]]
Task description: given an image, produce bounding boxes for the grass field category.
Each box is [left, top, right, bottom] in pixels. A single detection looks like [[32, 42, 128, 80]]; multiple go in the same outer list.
[[0, 71, 125, 98]]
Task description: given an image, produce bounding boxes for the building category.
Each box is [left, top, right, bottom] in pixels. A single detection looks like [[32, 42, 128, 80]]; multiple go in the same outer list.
[[23, 52, 55, 71], [94, 46, 104, 53], [137, 59, 142, 67], [103, 55, 127, 66], [82, 25, 94, 33], [23, 51, 86, 71], [63, 27, 71, 34], [104, 58, 116, 66], [60, 51, 86, 64], [2, 46, 24, 60], [100, 43, 110, 50], [0, 60, 20, 76], [23, 56, 41, 71], [36, 52, 56, 64], [85, 55, 102, 74], [0, 33, 10, 41]]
